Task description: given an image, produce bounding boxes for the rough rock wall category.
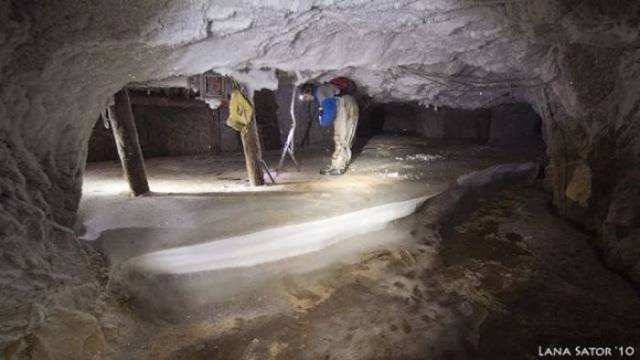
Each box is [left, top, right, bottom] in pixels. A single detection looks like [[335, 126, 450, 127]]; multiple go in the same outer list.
[[534, 40, 640, 284], [1, 0, 640, 356]]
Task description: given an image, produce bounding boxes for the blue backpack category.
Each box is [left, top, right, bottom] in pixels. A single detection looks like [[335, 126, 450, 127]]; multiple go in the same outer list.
[[319, 97, 337, 127]]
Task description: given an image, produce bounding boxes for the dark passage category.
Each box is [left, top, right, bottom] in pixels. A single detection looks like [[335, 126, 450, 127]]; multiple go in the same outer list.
[[358, 102, 542, 147]]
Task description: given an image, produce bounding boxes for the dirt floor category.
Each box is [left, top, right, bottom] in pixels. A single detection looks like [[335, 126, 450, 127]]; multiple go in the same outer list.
[[79, 135, 640, 359], [442, 188, 640, 359]]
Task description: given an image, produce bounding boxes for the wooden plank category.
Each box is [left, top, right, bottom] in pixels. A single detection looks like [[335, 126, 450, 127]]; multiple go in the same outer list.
[[128, 92, 209, 108], [108, 89, 150, 196]]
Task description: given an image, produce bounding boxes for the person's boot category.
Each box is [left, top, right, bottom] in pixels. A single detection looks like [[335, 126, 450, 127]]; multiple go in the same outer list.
[[319, 165, 332, 175], [328, 168, 346, 176]]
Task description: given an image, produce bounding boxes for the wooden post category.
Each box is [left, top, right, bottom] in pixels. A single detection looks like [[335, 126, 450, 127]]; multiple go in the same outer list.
[[108, 89, 150, 195], [240, 120, 264, 186]]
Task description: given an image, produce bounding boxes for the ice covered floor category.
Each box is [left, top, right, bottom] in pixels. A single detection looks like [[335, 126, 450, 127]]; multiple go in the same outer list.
[[79, 135, 543, 267]]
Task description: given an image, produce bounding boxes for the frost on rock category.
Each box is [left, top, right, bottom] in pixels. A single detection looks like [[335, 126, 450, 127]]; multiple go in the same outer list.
[[1, 0, 640, 355]]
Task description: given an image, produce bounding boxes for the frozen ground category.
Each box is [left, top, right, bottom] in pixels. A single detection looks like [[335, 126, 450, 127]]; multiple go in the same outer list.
[[79, 135, 543, 271], [78, 136, 640, 359], [79, 136, 545, 312]]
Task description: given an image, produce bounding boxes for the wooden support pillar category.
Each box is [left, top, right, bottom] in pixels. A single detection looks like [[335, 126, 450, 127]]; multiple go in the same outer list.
[[108, 89, 150, 195], [240, 120, 264, 186]]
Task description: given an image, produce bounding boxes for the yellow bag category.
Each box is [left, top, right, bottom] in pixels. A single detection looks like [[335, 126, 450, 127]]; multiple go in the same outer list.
[[226, 89, 254, 134]]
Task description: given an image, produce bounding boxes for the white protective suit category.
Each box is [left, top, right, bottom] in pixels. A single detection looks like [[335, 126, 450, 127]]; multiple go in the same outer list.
[[330, 94, 359, 171]]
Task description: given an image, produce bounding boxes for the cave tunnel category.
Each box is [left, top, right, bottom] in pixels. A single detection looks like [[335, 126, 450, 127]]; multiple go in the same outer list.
[[2, 1, 640, 359]]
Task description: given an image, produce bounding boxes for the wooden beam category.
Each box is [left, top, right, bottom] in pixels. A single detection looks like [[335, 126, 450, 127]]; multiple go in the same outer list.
[[108, 89, 150, 196], [128, 92, 208, 108], [240, 120, 265, 186]]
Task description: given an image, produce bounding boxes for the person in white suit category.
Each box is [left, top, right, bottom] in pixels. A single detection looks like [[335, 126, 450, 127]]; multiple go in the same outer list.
[[299, 82, 359, 175]]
